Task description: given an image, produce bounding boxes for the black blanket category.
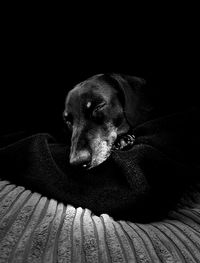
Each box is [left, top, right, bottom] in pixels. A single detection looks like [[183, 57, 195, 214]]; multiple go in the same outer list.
[[0, 107, 199, 222]]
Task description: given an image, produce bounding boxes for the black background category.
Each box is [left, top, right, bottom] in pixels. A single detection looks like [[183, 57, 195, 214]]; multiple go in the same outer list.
[[1, 6, 199, 140]]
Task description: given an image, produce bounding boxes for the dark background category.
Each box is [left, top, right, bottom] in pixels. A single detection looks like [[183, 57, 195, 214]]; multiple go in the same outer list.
[[1, 7, 199, 140]]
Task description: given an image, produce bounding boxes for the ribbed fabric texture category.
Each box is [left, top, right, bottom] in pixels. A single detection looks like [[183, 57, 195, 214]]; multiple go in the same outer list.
[[1, 179, 200, 263]]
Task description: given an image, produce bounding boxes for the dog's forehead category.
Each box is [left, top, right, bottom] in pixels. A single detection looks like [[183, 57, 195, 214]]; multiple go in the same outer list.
[[65, 79, 117, 109]]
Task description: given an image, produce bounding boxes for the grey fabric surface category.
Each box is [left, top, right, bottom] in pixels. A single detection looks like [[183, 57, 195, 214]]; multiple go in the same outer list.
[[0, 179, 200, 263]]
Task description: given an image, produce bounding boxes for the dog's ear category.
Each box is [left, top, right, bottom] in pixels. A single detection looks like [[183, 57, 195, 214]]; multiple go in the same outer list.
[[103, 73, 153, 127]]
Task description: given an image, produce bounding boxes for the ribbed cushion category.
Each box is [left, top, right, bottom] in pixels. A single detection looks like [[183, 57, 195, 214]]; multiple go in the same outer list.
[[0, 180, 200, 263]]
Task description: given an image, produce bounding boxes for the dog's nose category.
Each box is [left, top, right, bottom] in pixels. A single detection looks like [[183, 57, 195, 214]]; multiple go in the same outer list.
[[70, 150, 91, 168]]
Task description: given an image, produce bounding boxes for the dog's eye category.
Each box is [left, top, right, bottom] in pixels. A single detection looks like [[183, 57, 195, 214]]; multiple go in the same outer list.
[[92, 103, 106, 121], [93, 103, 106, 113]]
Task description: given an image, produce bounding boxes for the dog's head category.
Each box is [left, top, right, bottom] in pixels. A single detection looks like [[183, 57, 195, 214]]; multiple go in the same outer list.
[[63, 73, 150, 169]]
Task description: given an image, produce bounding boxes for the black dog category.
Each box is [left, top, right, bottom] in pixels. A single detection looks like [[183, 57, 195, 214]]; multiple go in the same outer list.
[[63, 73, 151, 169]]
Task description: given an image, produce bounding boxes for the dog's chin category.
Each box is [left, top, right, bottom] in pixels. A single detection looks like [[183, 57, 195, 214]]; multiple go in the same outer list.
[[85, 153, 111, 170], [89, 150, 112, 169], [86, 162, 105, 170], [86, 133, 135, 170]]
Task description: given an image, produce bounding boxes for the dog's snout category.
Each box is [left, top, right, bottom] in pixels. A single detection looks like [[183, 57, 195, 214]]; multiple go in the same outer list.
[[70, 150, 91, 168]]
